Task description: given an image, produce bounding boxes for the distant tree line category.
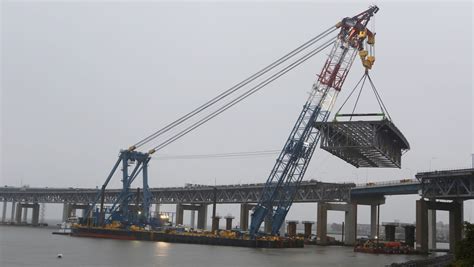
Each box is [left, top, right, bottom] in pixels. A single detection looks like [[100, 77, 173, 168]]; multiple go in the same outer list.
[[452, 222, 474, 267]]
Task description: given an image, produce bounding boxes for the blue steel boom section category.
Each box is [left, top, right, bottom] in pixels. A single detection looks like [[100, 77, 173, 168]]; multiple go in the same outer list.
[[249, 6, 379, 236]]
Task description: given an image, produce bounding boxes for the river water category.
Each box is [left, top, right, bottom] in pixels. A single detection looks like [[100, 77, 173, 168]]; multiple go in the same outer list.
[[0, 225, 437, 267]]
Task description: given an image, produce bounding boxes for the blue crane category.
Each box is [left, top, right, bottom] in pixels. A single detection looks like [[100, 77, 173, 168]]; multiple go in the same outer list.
[[84, 6, 379, 232], [249, 6, 379, 236]]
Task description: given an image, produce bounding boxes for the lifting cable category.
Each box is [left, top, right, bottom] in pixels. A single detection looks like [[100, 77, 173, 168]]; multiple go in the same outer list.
[[334, 73, 366, 116], [334, 71, 392, 121], [148, 37, 337, 153], [132, 26, 338, 149], [349, 74, 368, 120], [366, 74, 392, 121], [153, 149, 280, 160]]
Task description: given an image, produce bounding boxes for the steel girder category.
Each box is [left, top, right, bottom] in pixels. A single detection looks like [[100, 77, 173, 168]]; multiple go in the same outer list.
[[416, 168, 474, 199], [0, 181, 353, 204]]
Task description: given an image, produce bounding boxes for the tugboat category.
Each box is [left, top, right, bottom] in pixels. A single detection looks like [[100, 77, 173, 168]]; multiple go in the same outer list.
[[52, 216, 78, 235]]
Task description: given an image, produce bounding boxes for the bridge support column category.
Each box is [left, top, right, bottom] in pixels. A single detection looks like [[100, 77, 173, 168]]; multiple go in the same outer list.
[[225, 216, 234, 230], [404, 225, 416, 248], [428, 207, 436, 250], [303, 221, 315, 239], [69, 204, 90, 219], [384, 224, 396, 241], [317, 202, 328, 244], [31, 203, 40, 226], [352, 195, 385, 241], [240, 203, 254, 231], [287, 221, 298, 237], [190, 210, 196, 228], [175, 204, 184, 226], [15, 203, 22, 224], [416, 199, 428, 253], [197, 204, 207, 230], [344, 203, 357, 245], [211, 216, 221, 232], [10, 200, 16, 222], [62, 202, 72, 222], [22, 206, 28, 223], [449, 200, 463, 252], [417, 199, 464, 253], [2, 200, 7, 222], [370, 204, 378, 239]]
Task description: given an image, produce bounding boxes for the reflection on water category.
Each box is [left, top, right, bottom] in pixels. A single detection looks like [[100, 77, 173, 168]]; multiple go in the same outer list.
[[0, 226, 435, 267]]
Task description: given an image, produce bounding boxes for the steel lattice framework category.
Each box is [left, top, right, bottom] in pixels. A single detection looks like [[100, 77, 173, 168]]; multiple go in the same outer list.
[[416, 168, 474, 199], [315, 119, 410, 168], [0, 181, 353, 204]]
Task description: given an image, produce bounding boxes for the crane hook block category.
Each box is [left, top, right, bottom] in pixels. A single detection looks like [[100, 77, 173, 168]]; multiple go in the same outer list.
[[367, 35, 375, 45]]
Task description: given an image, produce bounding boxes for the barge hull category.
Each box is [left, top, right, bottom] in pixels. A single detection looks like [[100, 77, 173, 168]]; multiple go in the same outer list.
[[71, 227, 304, 248]]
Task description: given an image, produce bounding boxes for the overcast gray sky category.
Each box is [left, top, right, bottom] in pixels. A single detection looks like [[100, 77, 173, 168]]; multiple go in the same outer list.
[[1, 1, 473, 224]]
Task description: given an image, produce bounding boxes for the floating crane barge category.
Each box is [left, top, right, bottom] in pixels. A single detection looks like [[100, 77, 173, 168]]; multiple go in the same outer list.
[[70, 6, 394, 248]]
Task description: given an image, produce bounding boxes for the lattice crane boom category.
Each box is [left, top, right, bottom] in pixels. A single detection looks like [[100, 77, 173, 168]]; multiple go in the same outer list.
[[249, 6, 379, 236]]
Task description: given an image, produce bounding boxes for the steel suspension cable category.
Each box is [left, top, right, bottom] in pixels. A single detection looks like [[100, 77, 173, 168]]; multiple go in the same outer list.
[[132, 26, 338, 149], [334, 73, 367, 116], [366, 74, 392, 121], [153, 149, 280, 160], [349, 74, 368, 120], [148, 37, 337, 153]]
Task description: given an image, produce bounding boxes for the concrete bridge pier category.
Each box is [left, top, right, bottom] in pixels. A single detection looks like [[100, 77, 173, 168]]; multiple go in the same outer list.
[[370, 204, 378, 239], [239, 203, 255, 231], [69, 204, 91, 219], [176, 204, 208, 229], [428, 208, 436, 250], [175, 204, 184, 225], [416, 199, 464, 253], [2, 200, 7, 222], [317, 202, 357, 245], [13, 203, 40, 225], [317, 202, 328, 244], [196, 204, 207, 229], [10, 200, 16, 222], [404, 225, 416, 248], [343, 203, 357, 245], [384, 223, 396, 241], [302, 221, 315, 239], [190, 210, 196, 228], [416, 199, 428, 253], [211, 216, 221, 232], [224, 216, 234, 230], [31, 203, 40, 225], [449, 200, 463, 251], [22, 206, 28, 223], [352, 196, 385, 239], [287, 220, 298, 237], [62, 202, 72, 222], [15, 203, 22, 223]]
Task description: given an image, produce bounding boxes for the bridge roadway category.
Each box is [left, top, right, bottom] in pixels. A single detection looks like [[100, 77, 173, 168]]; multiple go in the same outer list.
[[1, 169, 472, 252], [0, 180, 355, 204]]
